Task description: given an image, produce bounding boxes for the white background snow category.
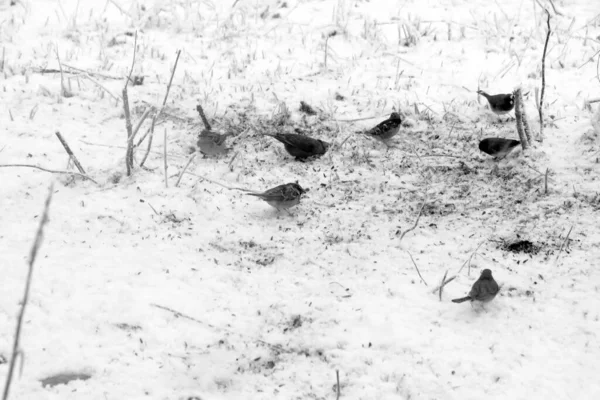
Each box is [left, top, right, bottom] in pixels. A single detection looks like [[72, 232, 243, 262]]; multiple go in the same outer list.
[[1, 0, 600, 399]]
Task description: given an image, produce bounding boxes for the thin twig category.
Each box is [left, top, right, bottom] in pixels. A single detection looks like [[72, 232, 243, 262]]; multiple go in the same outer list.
[[163, 128, 168, 188], [123, 31, 138, 176], [544, 168, 549, 194], [185, 172, 250, 191], [514, 88, 530, 149], [0, 164, 98, 184], [399, 201, 426, 243], [125, 31, 138, 87], [556, 225, 573, 263], [54, 131, 86, 174], [80, 73, 120, 102], [2, 183, 54, 400], [151, 303, 286, 353], [406, 251, 428, 286], [127, 107, 152, 146], [54, 46, 73, 98], [430, 275, 457, 294], [175, 153, 196, 187], [228, 151, 239, 172], [439, 270, 449, 301], [457, 241, 486, 276], [139, 50, 181, 168], [336, 370, 341, 400], [139, 115, 157, 168], [539, 10, 551, 143], [123, 86, 134, 175]]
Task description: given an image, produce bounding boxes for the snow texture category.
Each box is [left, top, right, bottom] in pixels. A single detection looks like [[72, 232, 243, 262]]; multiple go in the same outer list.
[[1, 0, 600, 399]]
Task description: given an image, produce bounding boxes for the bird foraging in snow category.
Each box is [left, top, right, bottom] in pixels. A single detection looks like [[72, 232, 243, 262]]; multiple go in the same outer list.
[[246, 182, 307, 212], [361, 112, 403, 147], [264, 133, 329, 160], [197, 131, 233, 156], [478, 138, 521, 160], [452, 269, 499, 305], [477, 90, 515, 115]]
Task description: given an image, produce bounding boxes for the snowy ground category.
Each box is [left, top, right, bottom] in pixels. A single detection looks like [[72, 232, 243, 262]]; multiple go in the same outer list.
[[1, 0, 600, 399]]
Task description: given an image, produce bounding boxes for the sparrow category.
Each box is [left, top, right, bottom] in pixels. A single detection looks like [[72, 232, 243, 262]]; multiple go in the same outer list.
[[477, 90, 515, 115], [479, 138, 521, 159], [361, 112, 403, 147], [264, 133, 330, 160], [246, 182, 307, 212], [197, 130, 233, 156], [452, 269, 499, 304]]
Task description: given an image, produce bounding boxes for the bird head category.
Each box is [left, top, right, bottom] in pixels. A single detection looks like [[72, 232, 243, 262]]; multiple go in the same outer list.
[[291, 182, 308, 194], [389, 112, 402, 121], [480, 269, 493, 279]]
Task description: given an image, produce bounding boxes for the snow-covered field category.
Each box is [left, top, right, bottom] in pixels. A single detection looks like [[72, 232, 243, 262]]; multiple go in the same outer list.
[[1, 0, 600, 399]]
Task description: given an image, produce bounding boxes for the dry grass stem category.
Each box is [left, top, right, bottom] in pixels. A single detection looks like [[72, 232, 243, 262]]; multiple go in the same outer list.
[[163, 128, 168, 188], [514, 88, 530, 149], [399, 201, 426, 243], [539, 10, 551, 143], [0, 164, 98, 184], [336, 370, 341, 400], [556, 225, 574, 263], [151, 303, 286, 353], [406, 251, 428, 286], [54, 131, 86, 174], [175, 153, 196, 187], [2, 183, 54, 400]]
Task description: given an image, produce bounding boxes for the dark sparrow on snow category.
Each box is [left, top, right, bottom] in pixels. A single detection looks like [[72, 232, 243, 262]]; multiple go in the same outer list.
[[479, 138, 521, 159], [452, 269, 499, 305], [362, 112, 403, 147], [246, 182, 308, 212], [477, 90, 515, 115], [264, 133, 330, 160], [197, 131, 233, 156]]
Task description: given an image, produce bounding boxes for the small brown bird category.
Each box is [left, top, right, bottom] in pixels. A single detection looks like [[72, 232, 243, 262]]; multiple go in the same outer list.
[[362, 112, 403, 147], [477, 90, 515, 115], [264, 133, 329, 160], [479, 138, 521, 159], [246, 182, 307, 212], [197, 131, 233, 156], [452, 269, 499, 305]]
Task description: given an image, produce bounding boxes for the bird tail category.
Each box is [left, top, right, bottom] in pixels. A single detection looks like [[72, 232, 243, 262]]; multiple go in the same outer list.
[[476, 90, 490, 99], [451, 296, 472, 303]]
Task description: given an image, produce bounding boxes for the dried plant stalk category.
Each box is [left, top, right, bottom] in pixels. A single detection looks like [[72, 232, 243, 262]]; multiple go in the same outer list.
[[2, 183, 54, 400], [513, 88, 530, 149]]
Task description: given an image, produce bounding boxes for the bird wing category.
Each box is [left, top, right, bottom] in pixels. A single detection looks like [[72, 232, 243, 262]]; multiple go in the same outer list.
[[368, 120, 400, 137], [274, 134, 320, 152], [248, 184, 298, 201]]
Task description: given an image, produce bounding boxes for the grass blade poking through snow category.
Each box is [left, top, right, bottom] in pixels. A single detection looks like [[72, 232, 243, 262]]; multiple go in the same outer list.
[[2, 183, 54, 400]]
